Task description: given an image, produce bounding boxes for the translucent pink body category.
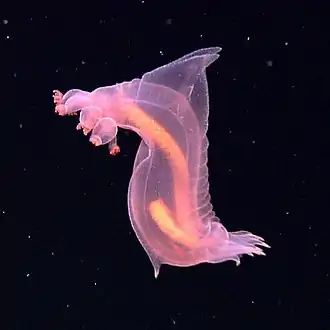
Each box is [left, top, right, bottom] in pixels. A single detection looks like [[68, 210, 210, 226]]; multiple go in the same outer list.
[[53, 47, 270, 277]]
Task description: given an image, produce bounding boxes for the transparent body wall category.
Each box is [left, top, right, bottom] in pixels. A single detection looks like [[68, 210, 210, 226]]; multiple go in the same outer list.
[[53, 47, 270, 278]]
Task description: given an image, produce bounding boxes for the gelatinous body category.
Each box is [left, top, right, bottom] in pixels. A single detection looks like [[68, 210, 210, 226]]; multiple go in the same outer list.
[[53, 47, 269, 277]]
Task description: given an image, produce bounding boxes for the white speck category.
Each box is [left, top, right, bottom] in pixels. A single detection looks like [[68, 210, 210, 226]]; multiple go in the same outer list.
[[159, 50, 164, 56], [228, 168, 232, 172], [19, 123, 23, 128], [51, 252, 55, 256], [293, 153, 297, 157], [285, 42, 288, 46], [251, 300, 255, 304], [13, 72, 17, 78], [266, 60, 273, 67], [3, 20, 8, 24], [55, 68, 59, 73], [66, 304, 70, 308], [28, 235, 31, 239], [229, 129, 232, 134], [252, 140, 256, 144], [285, 211, 290, 215], [247, 36, 250, 41], [232, 77, 236, 81], [200, 34, 203, 38], [94, 282, 97, 286], [308, 226, 312, 230], [26, 273, 31, 277], [141, 0, 144, 3], [1, 210, 5, 214], [81, 60, 86, 65], [6, 36, 10, 40]]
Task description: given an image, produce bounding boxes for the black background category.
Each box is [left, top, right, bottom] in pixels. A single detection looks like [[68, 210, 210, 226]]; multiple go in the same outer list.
[[5, 1, 330, 329]]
